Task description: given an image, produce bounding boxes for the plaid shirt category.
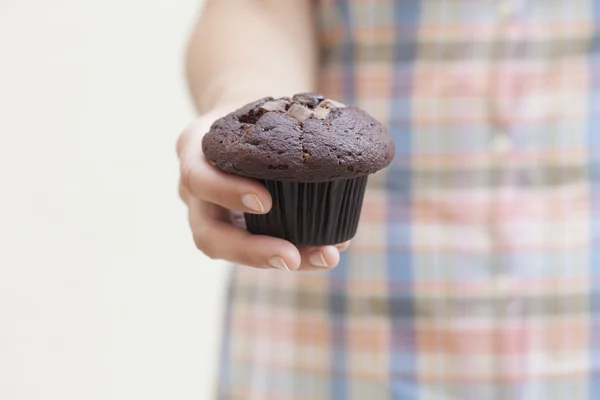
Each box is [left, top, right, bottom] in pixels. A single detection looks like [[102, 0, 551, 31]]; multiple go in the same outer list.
[[218, 1, 600, 398]]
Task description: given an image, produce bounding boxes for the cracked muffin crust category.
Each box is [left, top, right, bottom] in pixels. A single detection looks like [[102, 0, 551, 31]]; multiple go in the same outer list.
[[202, 93, 395, 182]]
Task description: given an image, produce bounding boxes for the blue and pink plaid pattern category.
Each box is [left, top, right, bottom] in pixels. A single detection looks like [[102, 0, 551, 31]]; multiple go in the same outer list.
[[217, 1, 600, 398]]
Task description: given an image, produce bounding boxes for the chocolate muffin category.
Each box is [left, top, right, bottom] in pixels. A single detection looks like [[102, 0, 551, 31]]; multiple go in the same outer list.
[[202, 93, 395, 246]]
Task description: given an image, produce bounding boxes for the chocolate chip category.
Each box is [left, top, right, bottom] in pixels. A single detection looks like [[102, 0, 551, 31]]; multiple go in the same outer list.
[[292, 93, 325, 108], [312, 106, 331, 120], [260, 99, 289, 112], [319, 99, 346, 109], [286, 103, 313, 123]]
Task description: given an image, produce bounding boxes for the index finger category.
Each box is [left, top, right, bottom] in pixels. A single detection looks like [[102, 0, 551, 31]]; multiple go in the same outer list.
[[181, 156, 273, 214], [178, 119, 272, 214]]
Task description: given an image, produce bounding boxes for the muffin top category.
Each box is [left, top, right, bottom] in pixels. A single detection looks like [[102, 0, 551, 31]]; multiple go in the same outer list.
[[202, 93, 395, 182]]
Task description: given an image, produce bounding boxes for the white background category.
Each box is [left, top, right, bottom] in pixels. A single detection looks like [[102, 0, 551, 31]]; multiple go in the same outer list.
[[0, 1, 228, 399]]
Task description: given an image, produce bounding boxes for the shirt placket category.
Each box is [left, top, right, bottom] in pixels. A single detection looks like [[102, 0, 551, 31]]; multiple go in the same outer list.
[[487, 0, 529, 387]]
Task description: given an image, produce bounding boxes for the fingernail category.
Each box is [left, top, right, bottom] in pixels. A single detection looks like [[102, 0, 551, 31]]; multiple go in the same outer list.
[[336, 241, 351, 252], [309, 251, 328, 267], [268, 256, 290, 271], [242, 194, 265, 213]]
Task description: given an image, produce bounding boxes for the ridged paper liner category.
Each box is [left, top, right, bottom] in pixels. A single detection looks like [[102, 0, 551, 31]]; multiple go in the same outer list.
[[244, 176, 368, 246]]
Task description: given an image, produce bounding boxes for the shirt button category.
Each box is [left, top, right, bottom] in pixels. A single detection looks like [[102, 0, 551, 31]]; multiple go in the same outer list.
[[490, 131, 512, 153]]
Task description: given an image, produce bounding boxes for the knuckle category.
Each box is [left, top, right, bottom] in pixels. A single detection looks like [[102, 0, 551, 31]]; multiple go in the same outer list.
[[176, 123, 198, 158], [180, 161, 215, 201], [176, 133, 187, 159], [180, 162, 197, 194], [178, 181, 188, 203], [193, 229, 218, 259]]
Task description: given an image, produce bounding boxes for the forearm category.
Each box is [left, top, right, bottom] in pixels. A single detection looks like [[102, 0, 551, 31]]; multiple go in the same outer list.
[[186, 0, 317, 114]]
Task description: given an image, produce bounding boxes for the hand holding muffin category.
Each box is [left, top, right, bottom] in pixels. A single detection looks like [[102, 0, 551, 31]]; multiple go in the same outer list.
[[178, 94, 394, 272], [177, 107, 349, 272]]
